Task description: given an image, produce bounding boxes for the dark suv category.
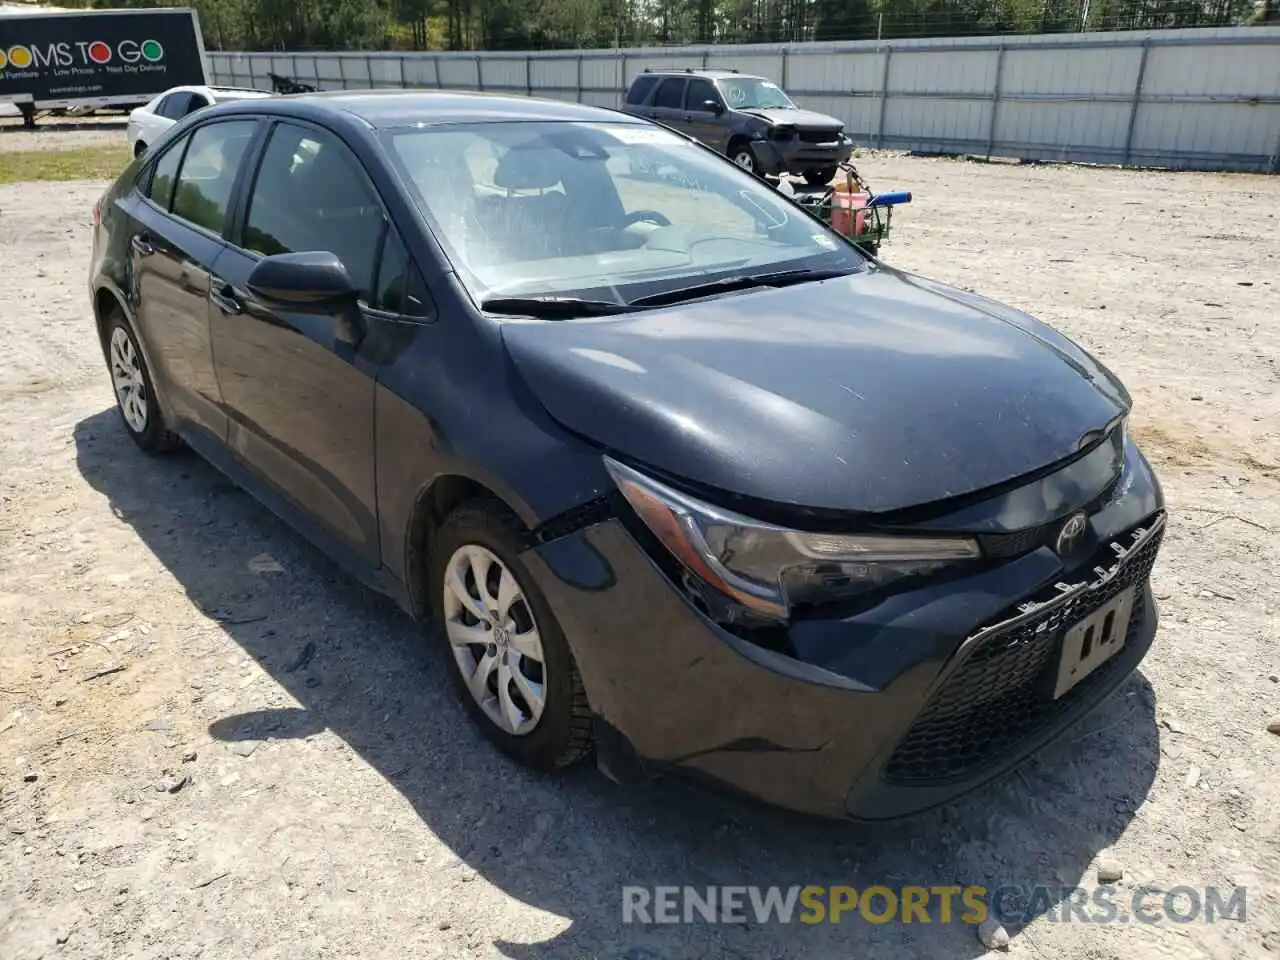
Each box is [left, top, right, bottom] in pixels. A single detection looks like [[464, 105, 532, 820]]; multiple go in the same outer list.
[[621, 68, 853, 184]]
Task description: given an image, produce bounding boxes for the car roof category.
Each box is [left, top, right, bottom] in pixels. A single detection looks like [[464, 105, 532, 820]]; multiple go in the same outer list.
[[204, 89, 648, 130], [209, 87, 273, 99], [154, 84, 271, 101], [638, 68, 764, 81]]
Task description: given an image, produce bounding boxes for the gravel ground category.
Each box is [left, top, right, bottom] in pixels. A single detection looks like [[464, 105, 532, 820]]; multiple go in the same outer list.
[[0, 116, 127, 153], [1, 150, 1278, 960]]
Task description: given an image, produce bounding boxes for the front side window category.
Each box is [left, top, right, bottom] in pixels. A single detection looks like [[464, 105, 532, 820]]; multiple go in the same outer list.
[[183, 94, 211, 117], [170, 120, 257, 234], [685, 78, 719, 112], [372, 229, 432, 318], [242, 122, 387, 300], [717, 77, 795, 110], [386, 121, 864, 306]]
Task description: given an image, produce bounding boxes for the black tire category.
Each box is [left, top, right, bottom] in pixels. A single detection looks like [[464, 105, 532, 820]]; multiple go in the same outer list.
[[430, 499, 593, 770], [804, 166, 838, 187], [103, 310, 182, 453]]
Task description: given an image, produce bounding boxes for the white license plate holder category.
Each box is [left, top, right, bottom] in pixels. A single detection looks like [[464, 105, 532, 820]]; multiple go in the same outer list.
[[1053, 586, 1136, 699]]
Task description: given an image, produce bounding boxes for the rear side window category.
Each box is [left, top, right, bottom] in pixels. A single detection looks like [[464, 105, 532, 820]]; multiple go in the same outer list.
[[653, 78, 686, 109], [242, 122, 387, 301], [170, 120, 257, 235], [625, 75, 658, 105], [155, 92, 192, 119], [145, 135, 188, 210]]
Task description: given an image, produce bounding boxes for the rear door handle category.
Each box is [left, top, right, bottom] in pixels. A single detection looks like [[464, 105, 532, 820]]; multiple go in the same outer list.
[[130, 235, 155, 257], [209, 282, 243, 316]]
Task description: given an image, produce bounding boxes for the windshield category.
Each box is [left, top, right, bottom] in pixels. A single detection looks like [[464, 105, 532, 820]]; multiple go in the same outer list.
[[716, 77, 795, 110], [385, 121, 862, 306]]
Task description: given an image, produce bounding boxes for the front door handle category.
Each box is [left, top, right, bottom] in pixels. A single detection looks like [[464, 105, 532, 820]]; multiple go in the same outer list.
[[209, 282, 243, 316], [647, 112, 658, 119], [130, 234, 155, 257]]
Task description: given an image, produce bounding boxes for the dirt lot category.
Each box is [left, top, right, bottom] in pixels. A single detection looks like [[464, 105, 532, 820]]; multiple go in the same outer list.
[[1, 141, 1278, 960]]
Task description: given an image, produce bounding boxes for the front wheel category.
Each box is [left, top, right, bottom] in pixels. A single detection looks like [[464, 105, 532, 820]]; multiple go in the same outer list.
[[431, 500, 593, 770], [804, 166, 838, 186], [730, 143, 761, 176]]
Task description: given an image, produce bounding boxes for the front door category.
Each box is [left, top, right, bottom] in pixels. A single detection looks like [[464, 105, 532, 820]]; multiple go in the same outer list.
[[681, 77, 728, 152], [209, 120, 387, 568], [127, 119, 259, 444]]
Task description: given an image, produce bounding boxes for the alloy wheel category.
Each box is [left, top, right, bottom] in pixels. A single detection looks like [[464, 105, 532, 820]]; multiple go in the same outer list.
[[733, 149, 755, 173], [442, 544, 546, 736], [109, 325, 148, 433]]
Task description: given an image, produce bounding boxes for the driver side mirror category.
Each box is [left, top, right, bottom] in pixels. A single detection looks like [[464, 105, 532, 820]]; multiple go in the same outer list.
[[247, 251, 365, 345], [704, 99, 725, 115]]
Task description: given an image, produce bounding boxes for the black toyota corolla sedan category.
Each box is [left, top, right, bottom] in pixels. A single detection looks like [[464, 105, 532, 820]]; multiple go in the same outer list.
[[89, 91, 1165, 819]]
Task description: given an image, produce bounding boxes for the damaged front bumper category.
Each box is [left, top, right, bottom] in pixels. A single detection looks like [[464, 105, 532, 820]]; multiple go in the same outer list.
[[519, 446, 1166, 821]]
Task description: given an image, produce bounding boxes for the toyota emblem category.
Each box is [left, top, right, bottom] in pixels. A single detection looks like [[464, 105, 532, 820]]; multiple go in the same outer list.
[[1055, 512, 1088, 555]]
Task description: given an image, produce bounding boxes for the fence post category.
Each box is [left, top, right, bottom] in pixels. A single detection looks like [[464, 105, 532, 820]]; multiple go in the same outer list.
[[475, 55, 484, 92], [1121, 39, 1150, 169], [1268, 115, 1280, 174], [876, 44, 892, 149], [399, 54, 406, 89], [620, 52, 628, 105], [577, 53, 584, 103], [526, 54, 533, 97], [780, 48, 788, 89], [365, 55, 374, 90], [986, 42, 1005, 160]]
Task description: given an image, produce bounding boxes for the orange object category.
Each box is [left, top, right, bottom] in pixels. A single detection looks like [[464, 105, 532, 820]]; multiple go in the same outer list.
[[829, 183, 869, 238]]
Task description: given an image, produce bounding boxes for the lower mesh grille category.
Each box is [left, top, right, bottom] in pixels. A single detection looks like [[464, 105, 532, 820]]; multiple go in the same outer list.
[[883, 514, 1165, 785]]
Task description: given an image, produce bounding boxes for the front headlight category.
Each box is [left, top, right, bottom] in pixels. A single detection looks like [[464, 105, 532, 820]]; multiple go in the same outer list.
[[605, 458, 980, 621]]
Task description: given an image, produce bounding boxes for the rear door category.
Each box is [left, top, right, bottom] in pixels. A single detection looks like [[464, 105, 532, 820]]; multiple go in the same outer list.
[[126, 118, 260, 445], [649, 77, 689, 132], [209, 119, 389, 567]]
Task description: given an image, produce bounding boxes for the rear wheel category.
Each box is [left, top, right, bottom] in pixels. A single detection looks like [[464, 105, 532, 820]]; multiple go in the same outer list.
[[104, 310, 181, 453], [431, 500, 592, 770], [804, 166, 837, 186]]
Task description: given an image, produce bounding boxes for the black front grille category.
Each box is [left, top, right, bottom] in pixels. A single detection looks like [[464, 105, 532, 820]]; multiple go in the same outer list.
[[977, 522, 1056, 559], [798, 128, 841, 144], [883, 514, 1165, 785]]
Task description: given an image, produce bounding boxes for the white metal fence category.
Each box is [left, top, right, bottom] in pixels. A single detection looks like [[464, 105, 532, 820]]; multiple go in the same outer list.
[[208, 27, 1280, 173]]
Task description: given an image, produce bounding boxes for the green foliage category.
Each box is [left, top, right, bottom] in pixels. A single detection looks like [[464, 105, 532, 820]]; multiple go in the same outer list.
[[56, 0, 1262, 51]]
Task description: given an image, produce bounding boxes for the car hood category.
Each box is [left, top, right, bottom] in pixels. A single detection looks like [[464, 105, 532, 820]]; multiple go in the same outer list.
[[500, 269, 1129, 516], [741, 108, 843, 131]]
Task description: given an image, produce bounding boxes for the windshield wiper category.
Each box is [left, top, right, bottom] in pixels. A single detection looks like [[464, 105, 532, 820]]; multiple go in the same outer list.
[[628, 268, 851, 309], [480, 295, 636, 319]]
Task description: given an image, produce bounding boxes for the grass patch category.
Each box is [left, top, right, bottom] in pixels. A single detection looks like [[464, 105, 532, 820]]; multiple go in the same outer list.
[[0, 146, 131, 184]]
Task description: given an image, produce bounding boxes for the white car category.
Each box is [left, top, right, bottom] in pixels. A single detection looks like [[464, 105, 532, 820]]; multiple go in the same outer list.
[[126, 85, 272, 157]]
